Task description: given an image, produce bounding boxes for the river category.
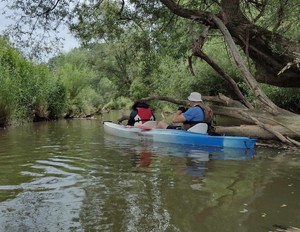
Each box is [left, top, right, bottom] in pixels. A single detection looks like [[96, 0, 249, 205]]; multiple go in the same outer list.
[[0, 111, 299, 232]]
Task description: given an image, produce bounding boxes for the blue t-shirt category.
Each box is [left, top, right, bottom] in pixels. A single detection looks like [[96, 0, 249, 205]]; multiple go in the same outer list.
[[183, 106, 204, 122]]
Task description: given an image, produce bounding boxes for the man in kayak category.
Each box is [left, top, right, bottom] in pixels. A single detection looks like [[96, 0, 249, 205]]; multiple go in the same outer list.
[[156, 92, 212, 130], [117, 101, 156, 126]]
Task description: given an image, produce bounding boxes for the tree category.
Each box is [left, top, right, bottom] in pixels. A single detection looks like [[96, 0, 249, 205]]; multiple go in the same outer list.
[[157, 0, 300, 145], [50, 49, 102, 117], [1, 0, 300, 145]]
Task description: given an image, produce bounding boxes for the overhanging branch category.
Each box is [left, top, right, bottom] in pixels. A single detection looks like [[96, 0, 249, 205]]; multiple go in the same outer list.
[[210, 13, 283, 115]]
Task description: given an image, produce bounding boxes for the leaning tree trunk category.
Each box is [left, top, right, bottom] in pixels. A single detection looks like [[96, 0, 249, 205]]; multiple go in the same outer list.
[[191, 15, 299, 145], [211, 14, 281, 113], [159, 0, 300, 146]]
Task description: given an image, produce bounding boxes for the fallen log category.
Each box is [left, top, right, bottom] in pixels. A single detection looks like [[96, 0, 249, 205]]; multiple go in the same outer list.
[[215, 124, 300, 140]]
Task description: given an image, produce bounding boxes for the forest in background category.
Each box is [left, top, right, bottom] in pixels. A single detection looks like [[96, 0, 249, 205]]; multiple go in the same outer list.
[[0, 0, 299, 144], [1, 34, 298, 124], [0, 36, 229, 121]]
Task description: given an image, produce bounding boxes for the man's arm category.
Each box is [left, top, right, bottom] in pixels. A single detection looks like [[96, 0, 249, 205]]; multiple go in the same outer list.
[[172, 110, 186, 123]]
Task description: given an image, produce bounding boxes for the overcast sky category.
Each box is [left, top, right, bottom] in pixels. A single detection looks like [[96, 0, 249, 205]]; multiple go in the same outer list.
[[0, 2, 79, 54]]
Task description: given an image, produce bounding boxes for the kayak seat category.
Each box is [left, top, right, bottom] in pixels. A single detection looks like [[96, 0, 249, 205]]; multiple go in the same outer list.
[[187, 123, 208, 134], [142, 121, 157, 127]]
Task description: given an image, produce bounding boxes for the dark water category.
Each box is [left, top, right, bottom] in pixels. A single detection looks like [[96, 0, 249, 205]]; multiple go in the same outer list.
[[0, 113, 299, 232]]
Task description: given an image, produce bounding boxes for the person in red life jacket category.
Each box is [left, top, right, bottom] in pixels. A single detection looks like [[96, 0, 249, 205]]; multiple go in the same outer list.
[[117, 101, 156, 126]]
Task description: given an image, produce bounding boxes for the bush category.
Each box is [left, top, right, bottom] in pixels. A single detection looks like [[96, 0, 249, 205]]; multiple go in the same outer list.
[[261, 84, 300, 113]]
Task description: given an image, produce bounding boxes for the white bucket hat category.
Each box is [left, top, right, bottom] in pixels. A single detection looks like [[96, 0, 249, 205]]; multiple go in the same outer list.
[[187, 92, 202, 102]]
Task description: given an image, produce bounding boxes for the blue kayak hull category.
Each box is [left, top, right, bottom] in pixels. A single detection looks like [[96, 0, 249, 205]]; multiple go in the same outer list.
[[103, 122, 256, 149]]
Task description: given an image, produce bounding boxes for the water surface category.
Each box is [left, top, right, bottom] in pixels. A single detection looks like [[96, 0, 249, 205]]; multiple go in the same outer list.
[[0, 115, 299, 232]]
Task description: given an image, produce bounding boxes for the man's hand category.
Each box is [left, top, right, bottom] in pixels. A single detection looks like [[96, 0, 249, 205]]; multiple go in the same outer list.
[[178, 106, 187, 112]]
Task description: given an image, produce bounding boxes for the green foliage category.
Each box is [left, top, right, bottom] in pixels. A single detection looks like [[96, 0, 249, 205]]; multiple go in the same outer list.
[[150, 56, 192, 98], [190, 37, 246, 98], [91, 43, 133, 98], [261, 84, 300, 113], [0, 37, 69, 125], [0, 38, 31, 125], [68, 0, 300, 113], [244, 0, 300, 40], [103, 97, 131, 110], [2, 0, 300, 124], [69, 1, 259, 111], [0, 65, 16, 126], [50, 48, 116, 115], [47, 80, 67, 119]]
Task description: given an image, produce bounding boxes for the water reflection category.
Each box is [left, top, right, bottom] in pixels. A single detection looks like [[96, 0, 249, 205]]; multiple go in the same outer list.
[[104, 134, 255, 178], [132, 150, 153, 168]]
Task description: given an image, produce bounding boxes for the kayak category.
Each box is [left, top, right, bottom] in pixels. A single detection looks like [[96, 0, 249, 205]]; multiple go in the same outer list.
[[103, 121, 256, 149]]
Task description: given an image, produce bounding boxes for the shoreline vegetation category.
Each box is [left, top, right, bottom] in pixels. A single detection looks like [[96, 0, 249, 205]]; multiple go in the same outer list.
[[0, 34, 299, 146]]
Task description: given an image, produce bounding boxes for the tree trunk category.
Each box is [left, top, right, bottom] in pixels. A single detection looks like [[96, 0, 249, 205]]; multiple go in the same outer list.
[[216, 125, 299, 140], [213, 105, 300, 139]]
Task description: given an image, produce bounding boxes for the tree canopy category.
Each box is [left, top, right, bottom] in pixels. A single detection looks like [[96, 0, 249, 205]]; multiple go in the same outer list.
[[1, 0, 299, 86]]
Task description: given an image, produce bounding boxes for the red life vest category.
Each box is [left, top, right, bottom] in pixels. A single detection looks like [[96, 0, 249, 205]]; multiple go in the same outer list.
[[134, 107, 155, 125]]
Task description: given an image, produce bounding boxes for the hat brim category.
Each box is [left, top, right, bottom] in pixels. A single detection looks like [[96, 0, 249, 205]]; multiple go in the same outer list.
[[188, 97, 202, 102]]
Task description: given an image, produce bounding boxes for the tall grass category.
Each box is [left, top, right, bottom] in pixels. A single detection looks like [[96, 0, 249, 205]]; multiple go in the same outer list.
[[0, 37, 68, 126]]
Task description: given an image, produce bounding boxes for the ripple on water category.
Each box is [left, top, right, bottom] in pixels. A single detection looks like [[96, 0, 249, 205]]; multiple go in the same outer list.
[[0, 187, 85, 232], [0, 153, 89, 231]]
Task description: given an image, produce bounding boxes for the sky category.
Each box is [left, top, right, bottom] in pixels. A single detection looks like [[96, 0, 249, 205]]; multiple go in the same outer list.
[[0, 2, 79, 56]]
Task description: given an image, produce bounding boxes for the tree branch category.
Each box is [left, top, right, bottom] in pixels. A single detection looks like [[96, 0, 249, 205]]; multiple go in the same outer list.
[[160, 0, 214, 26], [210, 13, 283, 115], [37, 0, 61, 16], [192, 46, 253, 109]]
